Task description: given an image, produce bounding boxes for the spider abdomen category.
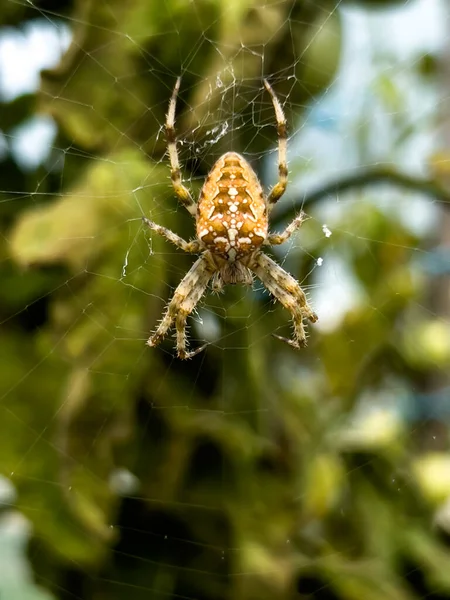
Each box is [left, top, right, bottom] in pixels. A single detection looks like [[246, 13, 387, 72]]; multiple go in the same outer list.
[[197, 152, 268, 262]]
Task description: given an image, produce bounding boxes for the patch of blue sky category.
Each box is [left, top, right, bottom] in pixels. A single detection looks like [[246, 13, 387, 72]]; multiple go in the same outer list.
[[0, 19, 71, 171]]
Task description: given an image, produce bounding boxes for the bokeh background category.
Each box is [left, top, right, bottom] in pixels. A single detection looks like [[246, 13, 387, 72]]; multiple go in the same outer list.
[[1, 0, 450, 599]]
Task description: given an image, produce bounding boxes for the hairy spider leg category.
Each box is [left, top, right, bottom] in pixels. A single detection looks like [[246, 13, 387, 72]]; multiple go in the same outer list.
[[142, 217, 201, 253], [264, 80, 288, 209], [266, 212, 306, 246], [251, 252, 317, 348], [147, 254, 215, 358], [166, 77, 197, 216]]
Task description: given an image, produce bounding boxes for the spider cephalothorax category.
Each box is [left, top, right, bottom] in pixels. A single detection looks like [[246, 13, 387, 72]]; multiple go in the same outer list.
[[143, 78, 317, 359]]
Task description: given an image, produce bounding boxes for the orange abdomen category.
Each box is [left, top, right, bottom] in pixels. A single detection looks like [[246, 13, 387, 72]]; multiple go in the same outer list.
[[196, 152, 268, 261]]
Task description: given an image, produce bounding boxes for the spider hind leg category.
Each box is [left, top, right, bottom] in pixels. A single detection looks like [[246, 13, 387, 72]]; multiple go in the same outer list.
[[272, 332, 307, 350], [147, 254, 215, 358], [250, 252, 317, 349]]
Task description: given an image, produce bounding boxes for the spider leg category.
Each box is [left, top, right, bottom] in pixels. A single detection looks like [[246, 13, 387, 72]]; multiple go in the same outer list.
[[147, 254, 215, 358], [142, 217, 201, 253], [250, 252, 317, 349], [266, 212, 306, 246], [166, 77, 197, 216], [175, 312, 209, 360], [264, 80, 288, 209]]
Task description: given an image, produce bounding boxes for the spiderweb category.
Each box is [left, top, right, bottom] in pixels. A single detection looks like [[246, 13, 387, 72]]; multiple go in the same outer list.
[[1, 0, 450, 598]]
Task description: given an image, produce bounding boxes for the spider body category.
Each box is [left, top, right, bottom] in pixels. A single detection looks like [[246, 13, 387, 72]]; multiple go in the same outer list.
[[197, 151, 267, 262], [143, 78, 317, 359]]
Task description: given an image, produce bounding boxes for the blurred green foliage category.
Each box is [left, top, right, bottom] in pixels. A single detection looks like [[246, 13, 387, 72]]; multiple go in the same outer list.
[[1, 1, 450, 599]]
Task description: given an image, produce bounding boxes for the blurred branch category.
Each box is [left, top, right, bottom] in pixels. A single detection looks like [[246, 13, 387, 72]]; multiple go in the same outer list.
[[276, 165, 450, 221]]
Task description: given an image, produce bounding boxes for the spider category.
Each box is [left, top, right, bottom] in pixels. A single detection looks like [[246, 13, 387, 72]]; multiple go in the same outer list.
[[143, 78, 318, 359]]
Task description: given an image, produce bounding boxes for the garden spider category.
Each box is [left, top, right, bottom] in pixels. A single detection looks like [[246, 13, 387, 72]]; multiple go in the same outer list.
[[143, 78, 318, 359]]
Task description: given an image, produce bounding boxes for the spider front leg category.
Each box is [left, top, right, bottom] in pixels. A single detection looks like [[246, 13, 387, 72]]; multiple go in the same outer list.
[[166, 77, 197, 216], [251, 252, 317, 349], [266, 212, 306, 246], [147, 254, 215, 359], [264, 79, 288, 209], [142, 217, 201, 253]]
